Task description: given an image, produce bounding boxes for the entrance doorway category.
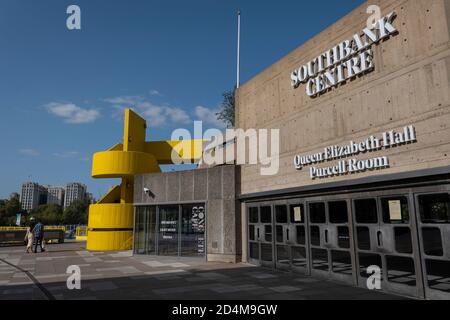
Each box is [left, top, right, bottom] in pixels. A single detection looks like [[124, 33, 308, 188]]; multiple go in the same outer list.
[[134, 203, 206, 258], [246, 184, 450, 299]]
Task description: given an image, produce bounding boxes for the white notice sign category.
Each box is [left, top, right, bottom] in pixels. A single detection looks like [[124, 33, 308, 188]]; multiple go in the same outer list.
[[294, 206, 302, 222], [388, 200, 402, 221]]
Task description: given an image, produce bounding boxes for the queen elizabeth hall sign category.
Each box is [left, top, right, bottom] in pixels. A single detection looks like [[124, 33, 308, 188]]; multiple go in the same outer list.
[[290, 12, 397, 97], [294, 125, 417, 179]]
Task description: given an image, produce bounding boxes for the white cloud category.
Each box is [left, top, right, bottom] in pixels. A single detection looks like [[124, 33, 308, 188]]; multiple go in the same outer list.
[[46, 102, 100, 124], [19, 149, 40, 156], [149, 89, 161, 96], [53, 151, 79, 158], [104, 96, 190, 127], [195, 106, 224, 128]]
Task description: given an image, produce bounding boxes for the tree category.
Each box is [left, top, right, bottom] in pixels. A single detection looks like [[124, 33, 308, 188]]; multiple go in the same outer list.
[[216, 88, 235, 128], [30, 204, 63, 225], [62, 200, 88, 225], [0, 197, 21, 226]]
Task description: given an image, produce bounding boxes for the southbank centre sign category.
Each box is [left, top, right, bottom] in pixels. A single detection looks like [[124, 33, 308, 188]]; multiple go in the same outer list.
[[290, 12, 398, 97], [294, 126, 417, 179]]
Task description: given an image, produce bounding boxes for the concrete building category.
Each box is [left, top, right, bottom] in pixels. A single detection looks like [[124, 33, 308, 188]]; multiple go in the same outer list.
[[233, 0, 450, 300], [88, 0, 450, 299], [64, 183, 86, 209], [46, 186, 65, 206], [20, 182, 47, 212]]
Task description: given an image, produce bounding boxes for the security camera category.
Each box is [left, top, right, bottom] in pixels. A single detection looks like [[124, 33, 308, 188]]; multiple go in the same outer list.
[[143, 187, 150, 194]]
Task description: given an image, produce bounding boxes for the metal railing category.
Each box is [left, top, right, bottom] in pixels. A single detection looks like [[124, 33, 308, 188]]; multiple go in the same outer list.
[[0, 226, 66, 231], [75, 225, 88, 241]]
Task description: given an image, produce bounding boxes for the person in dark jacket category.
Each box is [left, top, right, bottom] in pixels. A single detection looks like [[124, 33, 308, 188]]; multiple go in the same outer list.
[[33, 221, 45, 253]]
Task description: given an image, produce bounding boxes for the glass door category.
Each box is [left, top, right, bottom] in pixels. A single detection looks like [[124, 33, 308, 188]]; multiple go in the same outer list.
[[134, 206, 146, 254], [158, 205, 179, 256], [247, 205, 274, 268], [180, 204, 206, 257], [353, 194, 423, 298], [288, 202, 309, 274], [308, 200, 355, 284], [415, 191, 450, 299], [273, 201, 309, 274], [134, 206, 157, 254]]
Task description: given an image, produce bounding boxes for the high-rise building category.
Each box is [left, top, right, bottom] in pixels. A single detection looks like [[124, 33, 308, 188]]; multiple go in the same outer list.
[[46, 186, 65, 206], [20, 182, 47, 212], [85, 192, 95, 205], [64, 183, 87, 209]]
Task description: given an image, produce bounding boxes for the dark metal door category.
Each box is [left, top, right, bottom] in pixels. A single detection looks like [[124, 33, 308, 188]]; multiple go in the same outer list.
[[247, 204, 275, 268], [308, 200, 355, 284], [273, 201, 309, 275], [353, 194, 424, 298], [414, 189, 450, 299]]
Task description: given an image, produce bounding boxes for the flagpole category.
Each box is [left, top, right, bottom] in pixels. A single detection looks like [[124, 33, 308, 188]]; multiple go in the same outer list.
[[236, 10, 241, 89]]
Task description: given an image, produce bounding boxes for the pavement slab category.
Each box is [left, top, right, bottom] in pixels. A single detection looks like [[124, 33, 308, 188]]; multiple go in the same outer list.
[[0, 241, 408, 300]]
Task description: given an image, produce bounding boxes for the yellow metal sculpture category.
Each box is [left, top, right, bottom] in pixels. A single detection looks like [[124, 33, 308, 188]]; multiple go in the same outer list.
[[87, 108, 202, 251]]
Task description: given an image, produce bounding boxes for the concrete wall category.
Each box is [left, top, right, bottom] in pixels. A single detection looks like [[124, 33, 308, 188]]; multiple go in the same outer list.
[[236, 0, 450, 195], [134, 165, 241, 263]]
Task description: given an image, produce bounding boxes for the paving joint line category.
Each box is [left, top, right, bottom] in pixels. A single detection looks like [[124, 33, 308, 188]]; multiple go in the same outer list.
[[0, 257, 56, 300]]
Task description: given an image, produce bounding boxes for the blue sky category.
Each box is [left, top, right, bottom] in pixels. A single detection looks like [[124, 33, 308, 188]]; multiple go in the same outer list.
[[0, 0, 364, 199]]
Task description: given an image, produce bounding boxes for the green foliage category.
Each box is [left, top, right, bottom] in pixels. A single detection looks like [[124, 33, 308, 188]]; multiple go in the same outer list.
[[216, 88, 235, 128], [0, 197, 21, 226], [30, 204, 63, 225], [62, 200, 88, 225]]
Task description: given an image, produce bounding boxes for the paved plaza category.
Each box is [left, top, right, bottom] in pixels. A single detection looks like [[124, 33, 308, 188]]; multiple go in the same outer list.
[[0, 242, 406, 300]]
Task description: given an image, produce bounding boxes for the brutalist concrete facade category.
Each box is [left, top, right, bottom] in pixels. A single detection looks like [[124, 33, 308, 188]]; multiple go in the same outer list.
[[134, 165, 241, 263]]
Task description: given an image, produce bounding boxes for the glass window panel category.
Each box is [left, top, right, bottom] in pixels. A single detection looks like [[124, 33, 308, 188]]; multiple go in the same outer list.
[[276, 225, 283, 243], [249, 243, 259, 259], [425, 259, 450, 293], [275, 205, 288, 223], [292, 246, 307, 268], [357, 227, 371, 250], [354, 199, 378, 224], [312, 248, 329, 271], [134, 207, 146, 254], [158, 205, 179, 256], [261, 243, 273, 262], [276, 245, 289, 265], [419, 194, 450, 224], [332, 250, 352, 275], [265, 225, 272, 242], [386, 256, 416, 287], [249, 225, 255, 241], [260, 206, 272, 223], [358, 253, 382, 278], [338, 226, 350, 249], [381, 197, 410, 223], [180, 204, 205, 257], [422, 227, 443, 256], [329, 201, 348, 223], [249, 207, 258, 223], [290, 204, 304, 224], [309, 203, 326, 223], [296, 226, 306, 245], [394, 227, 413, 254], [310, 226, 321, 246], [145, 206, 157, 255]]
